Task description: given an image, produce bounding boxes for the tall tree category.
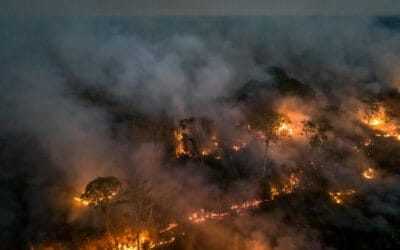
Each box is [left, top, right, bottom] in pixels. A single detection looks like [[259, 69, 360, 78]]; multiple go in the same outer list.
[[247, 109, 291, 177], [302, 120, 333, 148], [362, 97, 382, 126], [120, 177, 153, 250], [80, 176, 122, 245]]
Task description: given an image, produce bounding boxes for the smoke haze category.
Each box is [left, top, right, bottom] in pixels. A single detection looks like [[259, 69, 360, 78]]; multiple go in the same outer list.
[[1, 16, 400, 249]]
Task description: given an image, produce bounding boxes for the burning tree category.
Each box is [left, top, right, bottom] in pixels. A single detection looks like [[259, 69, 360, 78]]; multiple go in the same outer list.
[[120, 177, 154, 250], [175, 117, 198, 158], [80, 176, 122, 238], [302, 120, 333, 148], [362, 96, 383, 126], [174, 117, 220, 160], [359, 96, 400, 141], [247, 109, 291, 177], [79, 176, 154, 250]]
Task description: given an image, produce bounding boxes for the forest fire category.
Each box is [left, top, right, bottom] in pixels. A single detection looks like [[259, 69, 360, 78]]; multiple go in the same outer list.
[[371, 118, 382, 126], [278, 123, 294, 136], [269, 173, 301, 199], [63, 222, 178, 250], [75, 198, 275, 249], [362, 105, 400, 140], [159, 223, 179, 233], [282, 173, 301, 193], [113, 230, 176, 250], [232, 145, 241, 151], [329, 190, 356, 205], [188, 198, 270, 224], [370, 120, 400, 139], [362, 168, 375, 179], [364, 138, 373, 146], [174, 129, 192, 158], [275, 100, 311, 140], [232, 140, 248, 151], [188, 209, 230, 223], [230, 199, 269, 213], [5, 12, 400, 250], [73, 190, 118, 207], [66, 97, 397, 248], [72, 197, 274, 248], [270, 186, 280, 199], [115, 230, 150, 250], [173, 119, 222, 159], [73, 196, 89, 206], [149, 237, 176, 249], [76, 177, 121, 207]]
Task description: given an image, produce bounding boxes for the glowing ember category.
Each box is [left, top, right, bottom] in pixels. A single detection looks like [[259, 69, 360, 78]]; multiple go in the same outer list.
[[278, 123, 294, 136], [159, 223, 178, 233], [230, 199, 269, 214], [78, 191, 118, 206], [363, 138, 372, 147], [371, 119, 381, 126], [188, 198, 269, 224], [282, 173, 300, 193], [232, 140, 248, 151], [232, 145, 241, 151], [201, 149, 211, 156], [114, 229, 176, 250], [270, 185, 280, 200], [212, 135, 219, 147], [362, 108, 400, 141], [188, 209, 230, 223], [269, 173, 301, 199], [362, 168, 375, 179], [149, 237, 176, 249], [174, 129, 191, 158], [73, 196, 89, 206], [174, 126, 221, 159], [202, 137, 219, 156], [329, 190, 356, 205]]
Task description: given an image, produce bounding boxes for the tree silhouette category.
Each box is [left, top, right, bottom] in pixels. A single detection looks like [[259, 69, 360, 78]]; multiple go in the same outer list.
[[362, 97, 382, 126], [247, 109, 291, 177], [120, 177, 153, 250], [302, 120, 333, 148], [80, 176, 122, 236]]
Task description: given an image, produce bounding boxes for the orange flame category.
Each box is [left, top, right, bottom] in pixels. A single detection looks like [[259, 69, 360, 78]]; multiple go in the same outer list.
[[329, 189, 356, 205], [278, 123, 294, 136], [362, 168, 375, 179]]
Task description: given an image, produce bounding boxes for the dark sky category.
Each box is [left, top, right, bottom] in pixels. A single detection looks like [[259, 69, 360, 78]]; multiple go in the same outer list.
[[1, 0, 400, 17]]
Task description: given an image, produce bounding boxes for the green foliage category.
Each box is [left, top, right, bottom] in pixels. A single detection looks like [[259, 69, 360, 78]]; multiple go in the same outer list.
[[302, 120, 333, 147]]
